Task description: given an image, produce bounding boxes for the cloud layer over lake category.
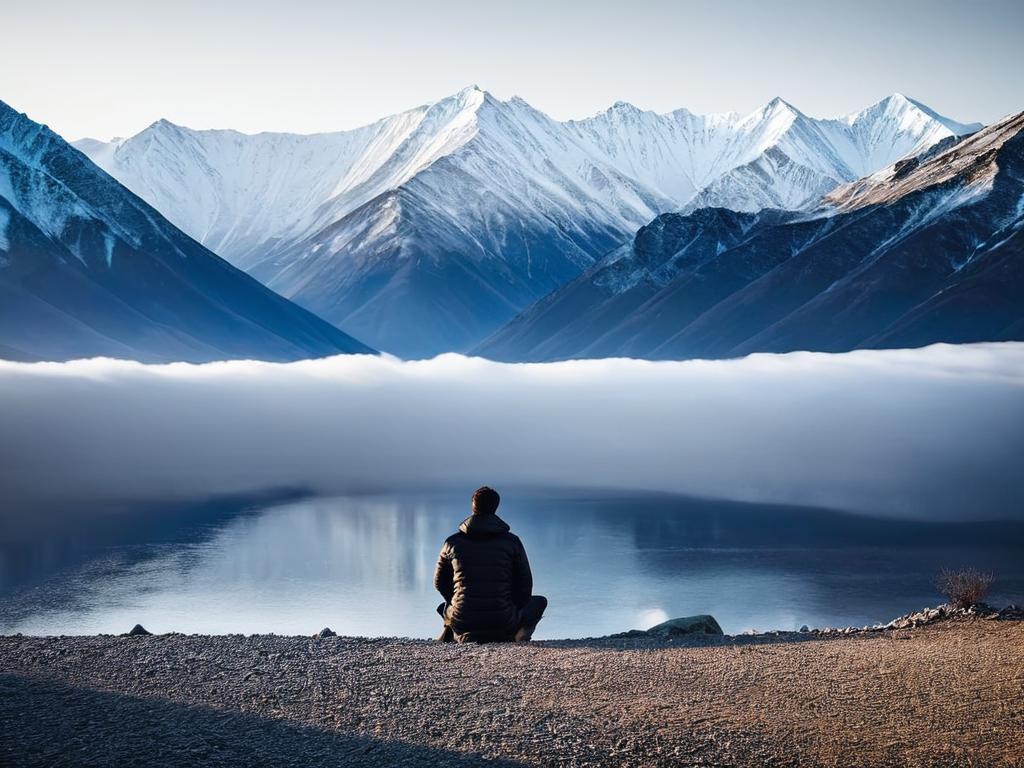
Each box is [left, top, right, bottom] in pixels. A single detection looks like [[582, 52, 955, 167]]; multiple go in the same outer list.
[[2, 344, 1022, 520]]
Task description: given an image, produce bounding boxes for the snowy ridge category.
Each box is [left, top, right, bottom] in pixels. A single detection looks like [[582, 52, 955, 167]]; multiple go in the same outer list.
[[74, 88, 980, 356], [824, 110, 1022, 213], [77, 89, 979, 267]]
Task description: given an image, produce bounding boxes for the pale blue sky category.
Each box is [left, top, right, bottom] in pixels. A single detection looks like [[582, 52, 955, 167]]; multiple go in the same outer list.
[[3, 0, 1022, 140]]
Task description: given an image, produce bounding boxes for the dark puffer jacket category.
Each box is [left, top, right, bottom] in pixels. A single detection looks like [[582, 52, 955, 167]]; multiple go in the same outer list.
[[434, 513, 532, 641]]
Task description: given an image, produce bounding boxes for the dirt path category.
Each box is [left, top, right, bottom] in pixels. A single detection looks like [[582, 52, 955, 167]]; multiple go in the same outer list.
[[1, 619, 1022, 767]]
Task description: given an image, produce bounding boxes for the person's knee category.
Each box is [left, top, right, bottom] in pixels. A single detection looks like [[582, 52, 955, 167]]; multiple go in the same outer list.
[[534, 595, 548, 611]]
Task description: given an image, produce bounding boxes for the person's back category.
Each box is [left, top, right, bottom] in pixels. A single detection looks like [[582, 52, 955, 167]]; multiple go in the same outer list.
[[434, 487, 546, 643]]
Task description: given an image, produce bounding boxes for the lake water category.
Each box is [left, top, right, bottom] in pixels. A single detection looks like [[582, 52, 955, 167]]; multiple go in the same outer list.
[[2, 490, 1022, 638]]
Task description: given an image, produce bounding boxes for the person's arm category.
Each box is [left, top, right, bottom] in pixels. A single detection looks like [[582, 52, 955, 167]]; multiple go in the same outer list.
[[434, 541, 454, 603], [512, 536, 533, 608]]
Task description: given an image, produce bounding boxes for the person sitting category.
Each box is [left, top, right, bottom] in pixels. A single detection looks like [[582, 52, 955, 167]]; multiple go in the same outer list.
[[433, 486, 547, 643]]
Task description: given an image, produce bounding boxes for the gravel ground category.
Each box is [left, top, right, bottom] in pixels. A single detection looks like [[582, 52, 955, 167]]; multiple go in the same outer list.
[[1, 619, 1022, 767]]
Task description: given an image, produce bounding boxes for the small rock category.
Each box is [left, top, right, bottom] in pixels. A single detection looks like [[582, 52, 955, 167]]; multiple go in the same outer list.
[[314, 627, 337, 639], [646, 615, 724, 637], [126, 624, 151, 636], [799, 625, 809, 633]]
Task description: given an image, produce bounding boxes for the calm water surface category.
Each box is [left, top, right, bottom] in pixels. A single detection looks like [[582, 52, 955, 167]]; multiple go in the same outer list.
[[2, 491, 1022, 638]]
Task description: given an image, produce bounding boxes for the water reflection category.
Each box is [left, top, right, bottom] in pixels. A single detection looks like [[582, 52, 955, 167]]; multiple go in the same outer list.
[[2, 491, 1022, 637]]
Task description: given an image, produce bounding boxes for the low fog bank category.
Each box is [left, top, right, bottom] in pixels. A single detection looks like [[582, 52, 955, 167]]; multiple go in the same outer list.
[[1, 344, 1022, 521]]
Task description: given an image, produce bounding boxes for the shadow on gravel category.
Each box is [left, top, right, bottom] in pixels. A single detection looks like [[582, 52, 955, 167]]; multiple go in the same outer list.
[[0, 673, 530, 768]]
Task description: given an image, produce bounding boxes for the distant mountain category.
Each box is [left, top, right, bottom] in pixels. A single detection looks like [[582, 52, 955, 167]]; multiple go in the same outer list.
[[76, 89, 977, 357], [476, 111, 1024, 361], [0, 101, 373, 363]]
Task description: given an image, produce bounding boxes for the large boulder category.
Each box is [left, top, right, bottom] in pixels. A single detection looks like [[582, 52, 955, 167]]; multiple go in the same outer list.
[[647, 615, 723, 636]]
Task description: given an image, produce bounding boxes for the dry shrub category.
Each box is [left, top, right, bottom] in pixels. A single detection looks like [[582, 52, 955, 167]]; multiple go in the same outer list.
[[936, 568, 994, 609]]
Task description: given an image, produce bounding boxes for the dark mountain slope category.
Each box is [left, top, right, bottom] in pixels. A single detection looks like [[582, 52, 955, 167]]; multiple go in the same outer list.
[[0, 102, 373, 363], [671, 113, 1024, 358], [476, 112, 1024, 362], [868, 227, 1024, 346], [246, 180, 613, 358], [474, 208, 800, 361]]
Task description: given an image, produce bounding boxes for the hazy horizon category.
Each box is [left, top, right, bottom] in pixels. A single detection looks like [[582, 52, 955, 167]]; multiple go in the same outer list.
[[3, 0, 1021, 141]]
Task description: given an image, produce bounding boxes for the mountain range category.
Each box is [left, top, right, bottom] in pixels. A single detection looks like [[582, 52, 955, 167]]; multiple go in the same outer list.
[[476, 111, 1024, 361], [0, 101, 373, 363], [76, 88, 980, 357]]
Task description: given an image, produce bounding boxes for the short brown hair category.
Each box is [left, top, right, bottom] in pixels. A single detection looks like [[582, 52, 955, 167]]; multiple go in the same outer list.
[[472, 486, 500, 515]]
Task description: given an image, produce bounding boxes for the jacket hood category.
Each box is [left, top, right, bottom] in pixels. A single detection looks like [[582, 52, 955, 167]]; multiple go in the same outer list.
[[459, 513, 511, 537]]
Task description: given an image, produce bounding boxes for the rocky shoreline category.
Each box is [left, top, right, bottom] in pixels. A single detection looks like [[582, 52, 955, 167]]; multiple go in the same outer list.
[[2, 609, 1022, 767]]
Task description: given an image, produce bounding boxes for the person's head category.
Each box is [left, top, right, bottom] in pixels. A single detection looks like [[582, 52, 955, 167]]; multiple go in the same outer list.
[[471, 486, 500, 516]]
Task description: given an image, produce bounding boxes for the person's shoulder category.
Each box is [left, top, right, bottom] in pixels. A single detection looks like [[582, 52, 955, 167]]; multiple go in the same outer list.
[[444, 531, 465, 546]]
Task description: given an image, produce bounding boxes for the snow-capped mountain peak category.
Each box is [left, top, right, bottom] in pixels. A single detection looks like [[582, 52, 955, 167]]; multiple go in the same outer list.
[[606, 100, 648, 116], [76, 89, 977, 264], [73, 88, 982, 356], [821, 93, 984, 179], [882, 92, 983, 136], [0, 99, 372, 362], [760, 96, 801, 115]]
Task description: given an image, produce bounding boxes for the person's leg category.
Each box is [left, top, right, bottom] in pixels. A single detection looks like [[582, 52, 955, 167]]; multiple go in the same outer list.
[[514, 595, 547, 642], [436, 602, 455, 642]]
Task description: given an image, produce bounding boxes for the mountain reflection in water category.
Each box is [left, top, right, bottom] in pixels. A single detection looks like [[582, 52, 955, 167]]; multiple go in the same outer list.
[[2, 491, 1022, 637]]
